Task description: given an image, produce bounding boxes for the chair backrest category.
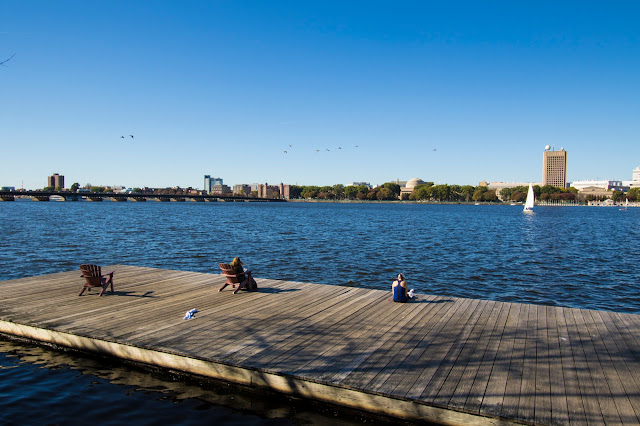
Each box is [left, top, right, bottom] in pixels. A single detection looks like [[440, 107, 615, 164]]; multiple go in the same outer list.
[[80, 264, 102, 287], [218, 263, 242, 284]]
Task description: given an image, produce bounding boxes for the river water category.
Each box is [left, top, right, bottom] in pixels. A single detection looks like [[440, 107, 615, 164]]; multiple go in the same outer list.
[[1, 200, 638, 424]]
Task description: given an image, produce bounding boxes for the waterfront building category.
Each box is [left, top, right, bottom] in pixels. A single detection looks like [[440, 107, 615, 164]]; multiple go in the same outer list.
[[1, 186, 16, 191], [210, 184, 232, 195], [233, 184, 251, 196], [257, 183, 283, 198], [542, 147, 567, 188], [204, 176, 224, 194], [400, 177, 426, 198], [279, 183, 291, 199], [47, 173, 64, 189], [569, 180, 628, 192], [633, 166, 640, 182]]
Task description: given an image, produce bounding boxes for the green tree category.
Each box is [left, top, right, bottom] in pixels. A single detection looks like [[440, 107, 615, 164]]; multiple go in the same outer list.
[[627, 187, 640, 201], [382, 182, 401, 197], [43, 186, 54, 192], [459, 185, 475, 202], [332, 184, 345, 199], [377, 187, 395, 200], [472, 187, 487, 202], [301, 186, 319, 199], [411, 184, 432, 200], [344, 186, 358, 199], [612, 190, 625, 202], [431, 184, 452, 201], [70, 182, 80, 192], [90, 186, 106, 193], [483, 189, 498, 202], [500, 187, 513, 201], [289, 185, 304, 199]]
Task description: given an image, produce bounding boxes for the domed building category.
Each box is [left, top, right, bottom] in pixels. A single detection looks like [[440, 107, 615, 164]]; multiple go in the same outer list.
[[400, 177, 426, 197]]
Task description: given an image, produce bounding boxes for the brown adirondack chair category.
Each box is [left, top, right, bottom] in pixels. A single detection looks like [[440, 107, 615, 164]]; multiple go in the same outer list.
[[218, 263, 256, 294], [79, 264, 114, 296]]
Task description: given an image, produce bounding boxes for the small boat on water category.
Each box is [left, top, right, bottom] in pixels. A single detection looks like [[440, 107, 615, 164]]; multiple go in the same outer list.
[[50, 195, 66, 201], [523, 183, 534, 213], [620, 198, 629, 211]]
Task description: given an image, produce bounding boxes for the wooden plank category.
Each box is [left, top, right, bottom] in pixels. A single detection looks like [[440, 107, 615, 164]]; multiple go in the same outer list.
[[553, 306, 587, 425], [544, 305, 569, 425], [575, 308, 632, 424], [591, 310, 640, 420], [479, 302, 521, 417], [563, 308, 606, 424], [445, 300, 502, 410], [432, 300, 499, 409], [500, 302, 528, 420], [350, 296, 452, 393], [365, 297, 475, 397], [533, 304, 551, 425], [340, 295, 457, 391]]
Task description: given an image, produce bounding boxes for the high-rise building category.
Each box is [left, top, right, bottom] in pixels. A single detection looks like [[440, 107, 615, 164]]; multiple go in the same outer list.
[[47, 173, 64, 189], [542, 147, 567, 188], [633, 166, 640, 182]]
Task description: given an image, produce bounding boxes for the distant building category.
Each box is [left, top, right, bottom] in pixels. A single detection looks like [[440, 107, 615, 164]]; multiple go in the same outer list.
[[1, 187, 16, 192], [233, 184, 251, 196], [47, 173, 64, 189], [479, 181, 542, 200], [210, 184, 232, 195], [570, 180, 628, 192], [633, 166, 640, 182], [204, 176, 224, 194], [256, 183, 283, 198], [400, 178, 426, 197], [542, 147, 567, 188], [347, 182, 371, 188]]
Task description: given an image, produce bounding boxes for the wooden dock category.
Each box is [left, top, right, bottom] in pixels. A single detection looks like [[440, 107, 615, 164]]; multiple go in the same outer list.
[[1, 265, 639, 425]]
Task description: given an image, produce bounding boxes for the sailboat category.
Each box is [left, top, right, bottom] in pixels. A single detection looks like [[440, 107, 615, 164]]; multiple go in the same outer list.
[[620, 198, 629, 211], [523, 183, 535, 212]]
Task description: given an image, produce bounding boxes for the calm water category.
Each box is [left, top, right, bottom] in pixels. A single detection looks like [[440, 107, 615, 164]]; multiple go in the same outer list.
[[1, 200, 639, 423]]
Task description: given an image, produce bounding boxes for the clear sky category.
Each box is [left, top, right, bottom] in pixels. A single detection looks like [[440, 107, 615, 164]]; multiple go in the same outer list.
[[1, 1, 639, 190]]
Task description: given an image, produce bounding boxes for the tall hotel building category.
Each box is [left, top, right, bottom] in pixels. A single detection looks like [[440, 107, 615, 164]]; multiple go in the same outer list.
[[542, 147, 567, 188]]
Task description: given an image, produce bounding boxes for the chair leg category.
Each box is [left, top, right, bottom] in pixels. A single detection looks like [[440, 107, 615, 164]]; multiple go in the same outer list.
[[79, 286, 87, 296], [233, 279, 248, 294]]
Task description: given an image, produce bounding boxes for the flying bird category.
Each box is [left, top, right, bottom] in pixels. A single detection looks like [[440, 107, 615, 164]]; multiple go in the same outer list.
[[326, 149, 330, 152], [129, 135, 134, 138], [315, 149, 320, 153], [338, 146, 342, 150], [283, 150, 288, 154], [120, 136, 125, 139]]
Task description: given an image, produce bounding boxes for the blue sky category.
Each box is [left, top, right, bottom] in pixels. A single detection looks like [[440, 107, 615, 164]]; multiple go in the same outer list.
[[1, 1, 639, 190]]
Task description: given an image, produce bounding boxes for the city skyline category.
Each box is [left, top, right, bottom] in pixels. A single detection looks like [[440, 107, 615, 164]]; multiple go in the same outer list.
[[1, 2, 639, 189]]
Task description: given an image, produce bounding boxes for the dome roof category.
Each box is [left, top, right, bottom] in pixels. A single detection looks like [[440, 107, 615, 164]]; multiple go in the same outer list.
[[405, 178, 424, 190]]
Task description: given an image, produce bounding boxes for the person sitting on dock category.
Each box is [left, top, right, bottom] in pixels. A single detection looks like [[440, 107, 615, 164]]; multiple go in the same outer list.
[[392, 273, 409, 303]]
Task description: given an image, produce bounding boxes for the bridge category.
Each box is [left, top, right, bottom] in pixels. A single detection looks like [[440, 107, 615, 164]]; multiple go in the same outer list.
[[0, 190, 285, 203]]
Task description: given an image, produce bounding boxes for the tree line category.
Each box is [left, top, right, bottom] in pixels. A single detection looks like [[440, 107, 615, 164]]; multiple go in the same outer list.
[[288, 182, 640, 203]]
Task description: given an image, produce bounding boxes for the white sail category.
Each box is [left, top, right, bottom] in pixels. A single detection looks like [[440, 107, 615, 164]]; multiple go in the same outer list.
[[523, 183, 535, 211]]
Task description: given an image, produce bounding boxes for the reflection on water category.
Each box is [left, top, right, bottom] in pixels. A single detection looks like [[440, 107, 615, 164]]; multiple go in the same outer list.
[[0, 336, 408, 425]]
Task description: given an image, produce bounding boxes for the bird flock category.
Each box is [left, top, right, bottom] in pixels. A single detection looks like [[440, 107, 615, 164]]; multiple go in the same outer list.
[[283, 144, 359, 154]]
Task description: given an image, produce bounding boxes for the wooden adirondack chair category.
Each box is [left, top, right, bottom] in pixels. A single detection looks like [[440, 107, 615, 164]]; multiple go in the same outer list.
[[79, 264, 114, 296], [218, 263, 256, 294]]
